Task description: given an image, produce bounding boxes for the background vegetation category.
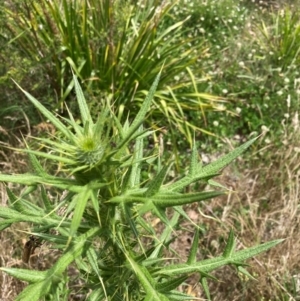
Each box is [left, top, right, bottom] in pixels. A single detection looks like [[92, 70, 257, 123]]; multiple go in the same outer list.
[[1, 0, 300, 300]]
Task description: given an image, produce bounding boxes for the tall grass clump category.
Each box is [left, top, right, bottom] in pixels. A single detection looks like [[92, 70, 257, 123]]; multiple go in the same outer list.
[[0, 72, 283, 300], [2, 0, 224, 147]]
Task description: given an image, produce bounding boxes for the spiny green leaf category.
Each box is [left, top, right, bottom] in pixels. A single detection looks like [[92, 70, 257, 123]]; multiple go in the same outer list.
[[144, 293, 170, 301], [90, 189, 101, 226], [155, 275, 188, 292], [108, 194, 149, 204], [117, 70, 162, 149], [86, 288, 104, 301], [157, 239, 283, 276], [0, 221, 13, 231], [222, 229, 236, 258], [149, 211, 180, 260], [238, 266, 257, 281], [69, 186, 91, 240], [13, 148, 77, 165], [189, 141, 200, 177], [187, 229, 199, 265], [168, 137, 258, 192], [144, 164, 170, 197], [0, 206, 67, 226], [50, 227, 102, 276], [128, 125, 144, 189], [126, 255, 168, 301], [28, 153, 48, 178], [0, 268, 47, 283], [173, 206, 204, 231], [198, 137, 258, 177], [12, 80, 75, 142], [0, 173, 85, 192], [164, 291, 196, 300], [15, 280, 52, 301], [86, 247, 101, 278], [40, 186, 53, 212], [229, 239, 284, 262], [152, 204, 170, 226], [200, 277, 211, 301], [153, 191, 224, 207]]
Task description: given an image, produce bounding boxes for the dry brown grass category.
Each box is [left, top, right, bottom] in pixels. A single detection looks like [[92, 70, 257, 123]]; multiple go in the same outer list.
[[0, 157, 30, 300], [0, 123, 51, 300], [1, 117, 300, 300]]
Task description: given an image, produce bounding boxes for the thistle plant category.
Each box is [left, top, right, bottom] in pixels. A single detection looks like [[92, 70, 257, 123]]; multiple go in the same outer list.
[[0, 72, 282, 301], [256, 8, 300, 71]]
